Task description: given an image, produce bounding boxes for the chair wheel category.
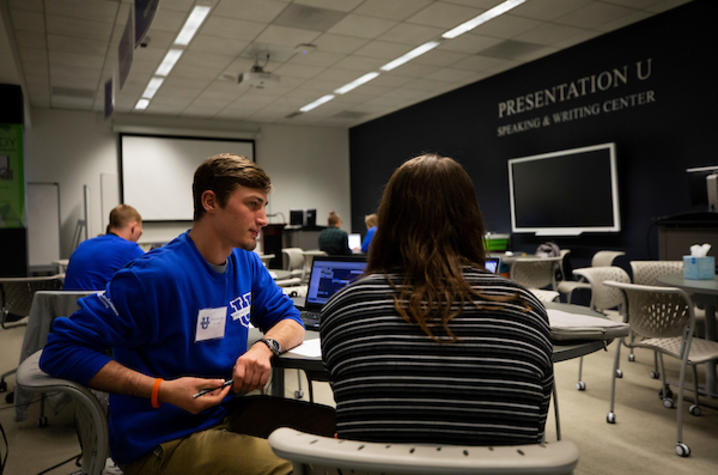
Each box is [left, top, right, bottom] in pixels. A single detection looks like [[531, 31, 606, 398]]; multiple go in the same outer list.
[[0, 380, 6, 392], [576, 381, 586, 391], [293, 390, 304, 399], [4, 391, 13, 404], [649, 370, 659, 379], [38, 416, 48, 427], [628, 353, 635, 362], [658, 387, 673, 400], [675, 443, 691, 457], [689, 404, 702, 416], [615, 369, 623, 378], [663, 397, 674, 409], [606, 412, 616, 424]]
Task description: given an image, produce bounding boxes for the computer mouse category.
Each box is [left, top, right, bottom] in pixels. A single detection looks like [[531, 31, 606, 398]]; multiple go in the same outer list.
[[289, 290, 298, 298]]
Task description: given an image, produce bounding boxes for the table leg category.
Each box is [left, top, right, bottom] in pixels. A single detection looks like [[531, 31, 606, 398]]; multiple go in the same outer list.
[[704, 303, 716, 397], [271, 366, 285, 397]]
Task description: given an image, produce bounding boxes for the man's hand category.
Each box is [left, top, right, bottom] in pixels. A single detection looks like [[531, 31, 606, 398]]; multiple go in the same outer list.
[[232, 342, 273, 394], [159, 377, 232, 415]]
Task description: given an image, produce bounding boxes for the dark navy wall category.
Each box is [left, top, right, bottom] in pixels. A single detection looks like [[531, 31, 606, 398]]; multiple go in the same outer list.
[[349, 0, 717, 270]]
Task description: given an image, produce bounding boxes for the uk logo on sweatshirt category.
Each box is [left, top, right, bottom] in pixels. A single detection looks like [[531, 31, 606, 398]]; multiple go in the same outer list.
[[229, 292, 252, 327]]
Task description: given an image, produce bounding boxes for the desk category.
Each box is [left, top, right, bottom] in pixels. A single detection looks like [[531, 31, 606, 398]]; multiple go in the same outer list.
[[657, 275, 718, 396]]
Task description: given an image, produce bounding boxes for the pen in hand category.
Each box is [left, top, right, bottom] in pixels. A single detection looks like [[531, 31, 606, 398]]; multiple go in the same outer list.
[[192, 379, 233, 398]]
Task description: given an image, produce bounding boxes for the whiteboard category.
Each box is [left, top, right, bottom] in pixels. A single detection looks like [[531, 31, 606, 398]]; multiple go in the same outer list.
[[27, 182, 61, 269], [120, 134, 254, 221]]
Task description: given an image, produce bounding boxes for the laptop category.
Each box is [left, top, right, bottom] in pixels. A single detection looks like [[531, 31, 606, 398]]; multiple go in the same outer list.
[[484, 256, 501, 274], [348, 232, 361, 252], [299, 255, 367, 330]]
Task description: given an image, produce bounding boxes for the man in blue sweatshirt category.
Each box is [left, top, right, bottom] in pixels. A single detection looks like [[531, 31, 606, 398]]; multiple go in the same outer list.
[[40, 154, 305, 474], [63, 204, 145, 290]]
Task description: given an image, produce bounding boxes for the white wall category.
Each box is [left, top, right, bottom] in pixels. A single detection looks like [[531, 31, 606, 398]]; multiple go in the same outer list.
[[23, 107, 350, 260]]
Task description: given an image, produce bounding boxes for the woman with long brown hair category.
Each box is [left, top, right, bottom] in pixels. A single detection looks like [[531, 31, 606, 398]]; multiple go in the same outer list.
[[320, 154, 553, 446]]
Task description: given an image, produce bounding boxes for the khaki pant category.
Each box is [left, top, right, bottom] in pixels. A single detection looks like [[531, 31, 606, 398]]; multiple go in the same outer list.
[[122, 420, 292, 475]]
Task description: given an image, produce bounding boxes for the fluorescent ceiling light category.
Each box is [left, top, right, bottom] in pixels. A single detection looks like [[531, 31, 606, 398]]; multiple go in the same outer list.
[[135, 98, 150, 110], [175, 5, 211, 45], [334, 72, 380, 94], [442, 0, 526, 39], [155, 48, 183, 76], [142, 77, 164, 99], [380, 41, 440, 72], [299, 94, 335, 113]]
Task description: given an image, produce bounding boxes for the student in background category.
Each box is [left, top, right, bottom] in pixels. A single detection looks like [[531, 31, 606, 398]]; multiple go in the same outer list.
[[360, 213, 377, 254], [318, 210, 351, 255], [63, 204, 144, 290], [41, 154, 304, 474], [320, 154, 553, 446]]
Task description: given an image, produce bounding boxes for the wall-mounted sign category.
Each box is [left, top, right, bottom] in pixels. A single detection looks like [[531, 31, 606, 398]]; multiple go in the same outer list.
[[0, 123, 25, 228], [496, 58, 654, 137]]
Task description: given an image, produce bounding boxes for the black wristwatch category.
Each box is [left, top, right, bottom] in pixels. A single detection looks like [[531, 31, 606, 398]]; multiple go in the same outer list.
[[258, 338, 282, 356]]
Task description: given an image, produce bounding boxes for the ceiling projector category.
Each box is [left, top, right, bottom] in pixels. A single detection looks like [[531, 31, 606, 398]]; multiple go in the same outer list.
[[238, 65, 280, 89]]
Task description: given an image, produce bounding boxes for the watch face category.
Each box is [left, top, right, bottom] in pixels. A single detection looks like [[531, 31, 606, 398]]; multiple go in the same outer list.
[[263, 338, 280, 355]]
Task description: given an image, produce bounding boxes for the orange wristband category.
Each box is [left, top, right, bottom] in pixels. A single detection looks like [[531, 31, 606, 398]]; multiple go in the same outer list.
[[151, 378, 163, 408]]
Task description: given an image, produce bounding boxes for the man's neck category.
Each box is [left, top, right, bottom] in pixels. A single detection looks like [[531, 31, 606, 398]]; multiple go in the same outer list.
[[188, 222, 232, 266]]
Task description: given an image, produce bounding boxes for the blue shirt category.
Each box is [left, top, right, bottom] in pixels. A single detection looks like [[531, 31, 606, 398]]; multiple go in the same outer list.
[[41, 231, 303, 464], [361, 226, 377, 254], [64, 234, 144, 290]]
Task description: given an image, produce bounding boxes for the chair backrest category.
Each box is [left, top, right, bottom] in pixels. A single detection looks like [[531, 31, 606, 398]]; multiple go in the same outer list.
[[269, 427, 580, 475], [603, 281, 693, 339], [630, 260, 682, 285], [591, 250, 625, 267], [0, 275, 64, 323], [282, 248, 304, 272], [510, 256, 563, 290], [17, 351, 108, 475], [573, 266, 630, 313]]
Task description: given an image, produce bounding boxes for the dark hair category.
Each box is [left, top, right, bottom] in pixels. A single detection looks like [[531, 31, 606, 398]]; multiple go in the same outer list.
[[367, 154, 517, 340], [108, 204, 141, 231], [193, 153, 271, 221]]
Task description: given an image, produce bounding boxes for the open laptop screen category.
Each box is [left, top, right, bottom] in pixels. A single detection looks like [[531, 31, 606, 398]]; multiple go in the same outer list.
[[348, 233, 361, 250], [305, 256, 367, 310], [484, 257, 501, 274]]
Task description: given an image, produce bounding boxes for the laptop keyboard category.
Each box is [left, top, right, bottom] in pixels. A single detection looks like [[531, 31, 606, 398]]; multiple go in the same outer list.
[[299, 311, 320, 331]]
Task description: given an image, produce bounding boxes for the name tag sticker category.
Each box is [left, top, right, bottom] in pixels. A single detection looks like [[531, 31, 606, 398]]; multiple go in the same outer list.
[[195, 307, 227, 342]]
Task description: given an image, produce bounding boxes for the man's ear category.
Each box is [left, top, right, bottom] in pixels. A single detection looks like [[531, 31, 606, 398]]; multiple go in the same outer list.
[[201, 190, 218, 214]]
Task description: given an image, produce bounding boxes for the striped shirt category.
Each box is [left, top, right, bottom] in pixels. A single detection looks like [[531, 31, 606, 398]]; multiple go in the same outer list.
[[320, 267, 553, 446]]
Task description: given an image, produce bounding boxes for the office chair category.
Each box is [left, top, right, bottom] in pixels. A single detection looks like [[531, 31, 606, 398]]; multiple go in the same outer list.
[[282, 248, 305, 278], [17, 350, 109, 475], [269, 427, 580, 475], [571, 266, 630, 391], [510, 255, 564, 290], [557, 250, 625, 303], [0, 275, 64, 402], [603, 281, 718, 457]]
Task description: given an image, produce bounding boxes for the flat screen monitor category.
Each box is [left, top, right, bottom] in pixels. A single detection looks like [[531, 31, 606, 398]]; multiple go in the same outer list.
[[508, 143, 620, 236]]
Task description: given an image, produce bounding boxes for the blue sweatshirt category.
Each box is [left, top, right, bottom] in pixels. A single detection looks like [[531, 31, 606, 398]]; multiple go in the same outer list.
[[64, 234, 144, 290], [40, 231, 302, 464]]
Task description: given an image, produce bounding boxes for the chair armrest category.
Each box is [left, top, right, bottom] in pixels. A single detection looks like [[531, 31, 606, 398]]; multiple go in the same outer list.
[[269, 427, 579, 474]]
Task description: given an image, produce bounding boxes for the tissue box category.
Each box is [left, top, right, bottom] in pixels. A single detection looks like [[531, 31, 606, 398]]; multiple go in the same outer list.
[[683, 256, 715, 280]]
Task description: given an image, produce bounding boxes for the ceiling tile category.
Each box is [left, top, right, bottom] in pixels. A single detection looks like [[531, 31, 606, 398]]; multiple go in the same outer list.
[[273, 62, 324, 78], [14, 30, 46, 49], [354, 0, 433, 21], [160, 0, 195, 12], [294, 0, 364, 12], [312, 33, 368, 53], [213, 0, 288, 23], [172, 63, 225, 80], [516, 23, 592, 46], [47, 34, 107, 56], [188, 35, 251, 55], [327, 14, 397, 39], [353, 40, 416, 60], [20, 49, 49, 74], [378, 22, 444, 45], [472, 13, 542, 38], [386, 61, 440, 78], [426, 67, 481, 83], [49, 51, 105, 70], [406, 1, 483, 29], [46, 16, 113, 42], [607, 0, 662, 8], [254, 25, 321, 47], [200, 16, 267, 41], [10, 9, 45, 32], [273, 3, 346, 31], [439, 33, 502, 53], [178, 51, 234, 71], [451, 54, 514, 72], [150, 9, 188, 32], [331, 54, 385, 72], [553, 29, 603, 49], [595, 10, 653, 32], [645, 0, 692, 13], [555, 2, 638, 29], [45, 0, 119, 23], [511, 0, 592, 21], [287, 50, 345, 67], [9, 0, 43, 12], [412, 48, 467, 67]]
